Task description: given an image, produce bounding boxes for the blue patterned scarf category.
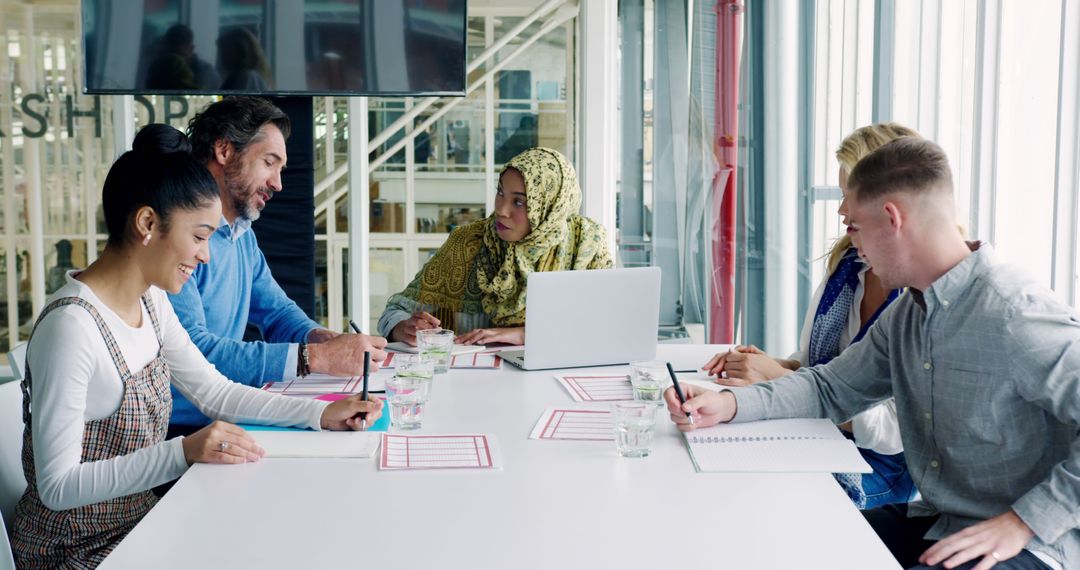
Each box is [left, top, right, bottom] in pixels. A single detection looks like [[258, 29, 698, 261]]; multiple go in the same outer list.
[[808, 248, 899, 367]]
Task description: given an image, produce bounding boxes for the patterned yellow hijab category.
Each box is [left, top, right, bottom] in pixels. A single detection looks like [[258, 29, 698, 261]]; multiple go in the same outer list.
[[412, 147, 611, 327]]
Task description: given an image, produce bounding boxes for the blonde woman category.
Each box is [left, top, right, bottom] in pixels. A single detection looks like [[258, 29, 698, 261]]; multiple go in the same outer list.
[[702, 123, 920, 509]]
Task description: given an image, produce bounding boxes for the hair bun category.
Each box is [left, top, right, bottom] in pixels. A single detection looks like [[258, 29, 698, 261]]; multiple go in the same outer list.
[[132, 123, 192, 156]]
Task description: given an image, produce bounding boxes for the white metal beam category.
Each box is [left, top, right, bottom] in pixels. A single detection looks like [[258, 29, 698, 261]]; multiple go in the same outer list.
[[970, 0, 1001, 242], [1052, 0, 1080, 304], [347, 97, 371, 328], [484, 15, 496, 216], [0, 5, 17, 340], [22, 6, 46, 318], [113, 95, 135, 155], [577, 0, 618, 253], [873, 0, 895, 122], [762, 0, 799, 355]]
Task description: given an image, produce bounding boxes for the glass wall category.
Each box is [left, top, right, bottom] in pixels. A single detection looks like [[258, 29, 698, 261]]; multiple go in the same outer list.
[[0, 9, 213, 352], [807, 0, 876, 292], [360, 10, 576, 334], [616, 0, 714, 342], [1, 15, 111, 351], [0, 2, 579, 353], [812, 0, 1080, 305]]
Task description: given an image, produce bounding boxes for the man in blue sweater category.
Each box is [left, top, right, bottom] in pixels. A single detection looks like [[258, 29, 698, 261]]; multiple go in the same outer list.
[[168, 97, 387, 435]]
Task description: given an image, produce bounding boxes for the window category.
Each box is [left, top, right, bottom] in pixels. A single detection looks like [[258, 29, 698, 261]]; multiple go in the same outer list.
[[811, 0, 1080, 305]]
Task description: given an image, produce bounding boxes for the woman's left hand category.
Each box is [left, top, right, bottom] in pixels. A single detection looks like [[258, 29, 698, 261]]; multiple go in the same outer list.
[[320, 394, 384, 430], [456, 326, 525, 346]]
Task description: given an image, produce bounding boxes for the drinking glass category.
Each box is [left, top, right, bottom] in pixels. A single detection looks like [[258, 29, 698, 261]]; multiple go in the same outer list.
[[417, 328, 455, 374], [386, 374, 432, 430], [628, 360, 667, 404], [613, 402, 657, 458]]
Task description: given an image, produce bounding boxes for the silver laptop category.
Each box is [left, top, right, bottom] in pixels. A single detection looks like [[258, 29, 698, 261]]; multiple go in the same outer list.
[[501, 267, 661, 370]]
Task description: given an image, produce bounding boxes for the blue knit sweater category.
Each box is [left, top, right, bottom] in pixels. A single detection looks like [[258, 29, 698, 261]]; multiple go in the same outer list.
[[167, 220, 318, 428]]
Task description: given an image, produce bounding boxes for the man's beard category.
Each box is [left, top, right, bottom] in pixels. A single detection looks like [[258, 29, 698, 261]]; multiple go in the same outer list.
[[223, 161, 264, 222], [227, 181, 261, 222]]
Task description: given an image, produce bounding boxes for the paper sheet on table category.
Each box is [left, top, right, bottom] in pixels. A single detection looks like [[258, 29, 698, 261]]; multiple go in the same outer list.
[[683, 418, 872, 473], [447, 353, 502, 369], [250, 430, 381, 458], [379, 433, 501, 470], [529, 407, 613, 441], [554, 373, 634, 402], [386, 342, 486, 356], [261, 373, 387, 396]]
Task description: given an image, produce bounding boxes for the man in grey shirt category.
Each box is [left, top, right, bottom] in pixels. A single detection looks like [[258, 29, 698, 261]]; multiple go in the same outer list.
[[666, 138, 1078, 570]]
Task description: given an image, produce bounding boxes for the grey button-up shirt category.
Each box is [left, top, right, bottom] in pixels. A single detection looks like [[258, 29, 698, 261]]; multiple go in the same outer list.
[[731, 244, 1080, 567]]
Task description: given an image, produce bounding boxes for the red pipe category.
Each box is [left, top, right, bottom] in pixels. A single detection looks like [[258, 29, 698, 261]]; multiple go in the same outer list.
[[711, 0, 743, 343]]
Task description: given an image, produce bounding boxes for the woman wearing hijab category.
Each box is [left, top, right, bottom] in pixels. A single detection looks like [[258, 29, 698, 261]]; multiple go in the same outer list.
[[378, 147, 613, 346]]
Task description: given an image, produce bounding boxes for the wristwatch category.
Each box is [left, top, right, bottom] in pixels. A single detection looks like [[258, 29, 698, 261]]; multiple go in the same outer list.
[[298, 342, 310, 377]]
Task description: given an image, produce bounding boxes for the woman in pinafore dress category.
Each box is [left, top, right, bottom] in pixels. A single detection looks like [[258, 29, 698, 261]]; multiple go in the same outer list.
[[11, 125, 382, 569]]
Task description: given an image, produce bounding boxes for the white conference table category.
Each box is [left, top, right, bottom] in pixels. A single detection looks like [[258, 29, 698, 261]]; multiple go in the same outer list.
[[101, 344, 900, 569]]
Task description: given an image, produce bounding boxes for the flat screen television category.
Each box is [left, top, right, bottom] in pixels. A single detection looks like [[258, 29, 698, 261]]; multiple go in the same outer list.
[[82, 0, 467, 96]]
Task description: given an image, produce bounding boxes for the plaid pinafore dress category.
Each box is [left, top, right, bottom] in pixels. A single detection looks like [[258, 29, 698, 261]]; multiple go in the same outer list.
[[12, 294, 172, 569]]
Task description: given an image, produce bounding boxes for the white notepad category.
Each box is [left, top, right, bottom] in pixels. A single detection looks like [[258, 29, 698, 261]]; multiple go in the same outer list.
[[385, 341, 486, 356], [683, 418, 872, 473], [249, 431, 381, 459]]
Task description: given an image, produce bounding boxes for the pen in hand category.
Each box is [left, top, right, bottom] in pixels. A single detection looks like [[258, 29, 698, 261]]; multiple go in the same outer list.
[[347, 320, 372, 428], [357, 351, 370, 430], [666, 361, 694, 425]]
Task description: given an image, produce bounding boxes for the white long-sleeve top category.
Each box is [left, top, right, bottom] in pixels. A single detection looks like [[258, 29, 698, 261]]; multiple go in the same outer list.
[[26, 272, 329, 511], [789, 259, 903, 455]]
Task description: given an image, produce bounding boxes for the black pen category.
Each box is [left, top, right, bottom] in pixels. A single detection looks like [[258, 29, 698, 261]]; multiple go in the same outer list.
[[348, 320, 370, 428], [666, 361, 694, 425], [357, 351, 370, 429]]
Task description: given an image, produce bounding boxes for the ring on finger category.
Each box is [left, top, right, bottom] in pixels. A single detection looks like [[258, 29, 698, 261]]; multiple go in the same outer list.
[[990, 552, 1001, 562], [218, 440, 229, 453]]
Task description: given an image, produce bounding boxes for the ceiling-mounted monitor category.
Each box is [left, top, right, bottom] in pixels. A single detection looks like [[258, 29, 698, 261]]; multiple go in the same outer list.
[[82, 0, 467, 96]]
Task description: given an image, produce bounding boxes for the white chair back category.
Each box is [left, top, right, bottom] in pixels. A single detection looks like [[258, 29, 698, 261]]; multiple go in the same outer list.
[[0, 507, 14, 570], [6, 343, 25, 381], [0, 377, 26, 569]]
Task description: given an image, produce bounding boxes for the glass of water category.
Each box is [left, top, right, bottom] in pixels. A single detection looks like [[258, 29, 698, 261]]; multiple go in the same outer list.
[[612, 401, 657, 458], [395, 354, 435, 380], [628, 360, 667, 404], [386, 373, 432, 430], [417, 328, 455, 374]]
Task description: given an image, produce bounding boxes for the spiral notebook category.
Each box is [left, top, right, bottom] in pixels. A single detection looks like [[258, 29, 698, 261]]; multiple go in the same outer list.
[[683, 418, 872, 473]]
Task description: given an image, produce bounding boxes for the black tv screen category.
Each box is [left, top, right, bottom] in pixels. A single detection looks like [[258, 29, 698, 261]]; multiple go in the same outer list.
[[82, 0, 467, 96]]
